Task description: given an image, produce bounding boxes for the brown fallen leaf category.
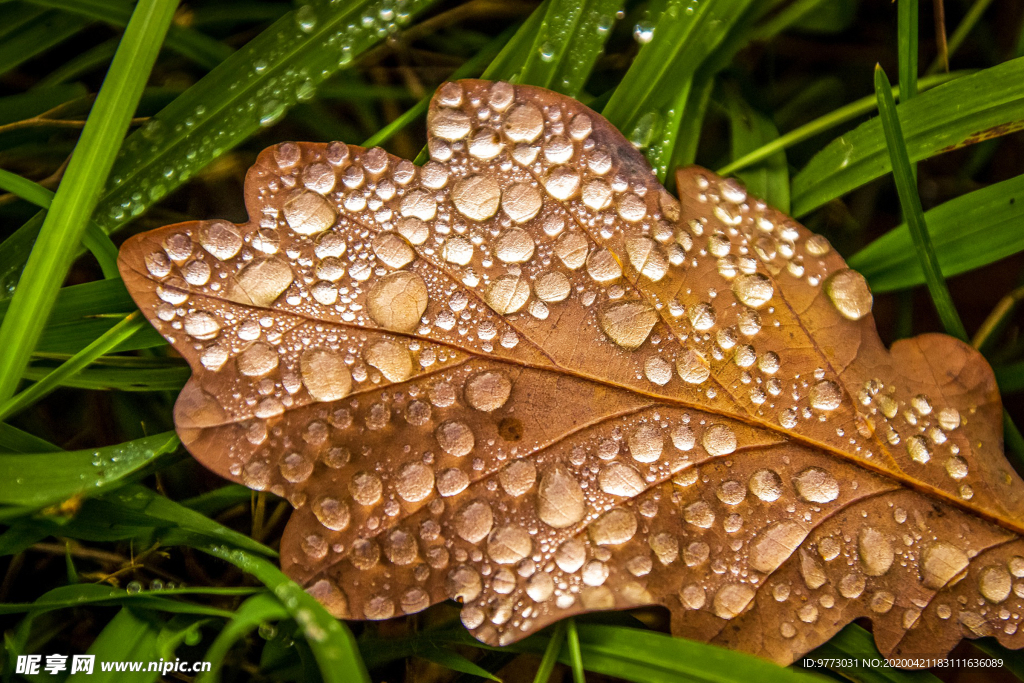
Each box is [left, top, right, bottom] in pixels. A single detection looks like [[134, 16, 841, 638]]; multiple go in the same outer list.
[[119, 79, 1024, 667]]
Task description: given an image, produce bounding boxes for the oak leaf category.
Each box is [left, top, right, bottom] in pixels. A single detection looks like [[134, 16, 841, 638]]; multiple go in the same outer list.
[[118, 79, 1024, 667]]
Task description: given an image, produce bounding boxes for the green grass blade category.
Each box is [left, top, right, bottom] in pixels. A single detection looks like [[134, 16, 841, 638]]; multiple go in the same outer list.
[[514, 0, 623, 94], [752, 0, 832, 40], [199, 592, 289, 681], [0, 0, 178, 405], [0, 431, 178, 508], [414, 648, 502, 682], [0, 10, 88, 76], [565, 619, 586, 683], [926, 0, 996, 75], [996, 361, 1024, 395], [848, 171, 1024, 291], [0, 83, 88, 124], [68, 607, 162, 683], [21, 357, 189, 392], [27, 0, 234, 69], [603, 0, 759, 181], [0, 423, 61, 453], [718, 70, 966, 175], [874, 64, 968, 341], [533, 622, 567, 683], [726, 89, 790, 212], [101, 484, 274, 557], [0, 312, 146, 420], [0, 168, 119, 278], [200, 543, 370, 683], [898, 0, 918, 103], [792, 57, 1024, 216], [0, 583, 250, 616], [91, 0, 441, 237]]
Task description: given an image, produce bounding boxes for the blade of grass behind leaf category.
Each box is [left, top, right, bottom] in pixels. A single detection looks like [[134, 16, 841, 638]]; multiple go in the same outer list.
[[718, 70, 966, 176], [26, 0, 234, 69], [725, 88, 790, 212], [791, 57, 1024, 216], [873, 63, 968, 342], [848, 170, 1024, 292], [0, 0, 178, 405]]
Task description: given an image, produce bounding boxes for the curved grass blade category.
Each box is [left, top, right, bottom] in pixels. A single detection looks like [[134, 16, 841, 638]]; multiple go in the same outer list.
[[0, 279, 165, 356], [199, 543, 370, 683], [200, 592, 289, 682], [0, 0, 178, 405], [100, 484, 275, 557], [792, 56, 1024, 216], [0, 431, 179, 508], [67, 607, 162, 683], [848, 171, 1024, 292], [874, 64, 968, 341], [0, 584, 248, 617]]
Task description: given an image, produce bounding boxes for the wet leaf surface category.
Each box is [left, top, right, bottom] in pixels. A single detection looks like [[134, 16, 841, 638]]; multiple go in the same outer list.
[[120, 80, 1022, 667]]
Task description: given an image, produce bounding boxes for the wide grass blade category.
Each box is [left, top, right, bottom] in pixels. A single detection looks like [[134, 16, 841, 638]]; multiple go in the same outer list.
[[200, 543, 370, 683], [0, 0, 178, 405], [92, 0, 442, 235], [792, 57, 1024, 216], [513, 0, 623, 94], [602, 0, 760, 181], [848, 171, 1024, 291], [68, 607, 162, 683], [725, 90, 790, 212], [200, 592, 289, 681], [874, 64, 968, 342], [805, 623, 941, 683], [0, 431, 179, 508]]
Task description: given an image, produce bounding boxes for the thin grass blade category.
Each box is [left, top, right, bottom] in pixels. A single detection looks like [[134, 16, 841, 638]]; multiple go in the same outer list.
[[0, 0, 178, 404], [873, 64, 968, 341]]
